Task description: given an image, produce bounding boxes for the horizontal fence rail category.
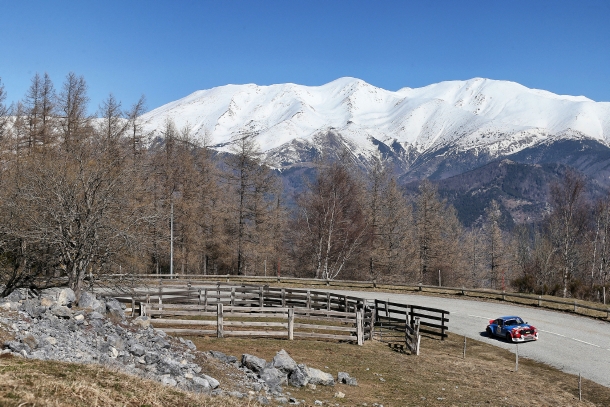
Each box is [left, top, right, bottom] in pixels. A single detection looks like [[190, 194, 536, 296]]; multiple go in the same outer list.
[[107, 281, 448, 350], [99, 274, 609, 320]]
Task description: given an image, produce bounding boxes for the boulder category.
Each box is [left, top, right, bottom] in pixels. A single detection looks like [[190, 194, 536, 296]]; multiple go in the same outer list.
[[130, 344, 146, 357], [259, 366, 286, 393], [241, 353, 267, 373], [288, 364, 310, 387], [209, 350, 237, 363], [272, 349, 297, 374], [105, 298, 125, 320], [40, 297, 55, 307], [78, 292, 104, 312], [338, 371, 357, 386], [22, 300, 46, 318], [201, 373, 220, 389], [306, 367, 334, 386], [50, 305, 73, 318], [57, 288, 76, 307], [191, 376, 211, 392]]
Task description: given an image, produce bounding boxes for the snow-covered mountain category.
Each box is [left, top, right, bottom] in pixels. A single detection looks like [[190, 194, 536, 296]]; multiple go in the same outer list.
[[141, 77, 610, 178]]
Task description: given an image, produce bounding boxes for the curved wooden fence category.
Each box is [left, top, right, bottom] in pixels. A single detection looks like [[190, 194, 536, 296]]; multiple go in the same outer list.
[[107, 281, 450, 351]]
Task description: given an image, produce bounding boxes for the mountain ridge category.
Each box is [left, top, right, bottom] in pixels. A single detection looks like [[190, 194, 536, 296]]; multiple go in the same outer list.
[[141, 77, 610, 175]]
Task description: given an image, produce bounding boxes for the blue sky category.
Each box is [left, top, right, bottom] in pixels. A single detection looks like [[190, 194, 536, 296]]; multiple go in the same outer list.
[[1, 0, 609, 113]]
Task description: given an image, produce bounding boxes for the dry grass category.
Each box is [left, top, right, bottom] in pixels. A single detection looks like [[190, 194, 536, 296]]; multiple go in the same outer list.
[[0, 354, 258, 407], [192, 334, 610, 407]]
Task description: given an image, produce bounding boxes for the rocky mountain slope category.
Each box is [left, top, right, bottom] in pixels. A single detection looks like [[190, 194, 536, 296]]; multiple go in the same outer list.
[[141, 77, 610, 177]]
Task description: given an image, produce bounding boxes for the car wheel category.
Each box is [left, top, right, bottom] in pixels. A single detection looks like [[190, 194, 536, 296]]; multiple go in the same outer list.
[[486, 327, 492, 336], [506, 333, 512, 343]]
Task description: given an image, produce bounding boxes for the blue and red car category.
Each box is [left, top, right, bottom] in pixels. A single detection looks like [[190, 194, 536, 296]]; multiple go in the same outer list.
[[486, 316, 538, 342]]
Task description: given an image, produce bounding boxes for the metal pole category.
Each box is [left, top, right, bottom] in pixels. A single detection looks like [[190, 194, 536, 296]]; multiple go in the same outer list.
[[170, 200, 174, 279], [579, 373, 582, 401], [604, 287, 606, 305], [439, 270, 441, 287], [515, 344, 519, 372]]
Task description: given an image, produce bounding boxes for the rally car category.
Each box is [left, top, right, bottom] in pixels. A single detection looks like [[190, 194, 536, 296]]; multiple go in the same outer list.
[[486, 316, 538, 342]]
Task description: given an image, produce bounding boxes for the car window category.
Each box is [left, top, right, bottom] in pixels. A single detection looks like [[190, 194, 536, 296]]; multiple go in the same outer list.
[[515, 317, 524, 324], [506, 319, 516, 325]]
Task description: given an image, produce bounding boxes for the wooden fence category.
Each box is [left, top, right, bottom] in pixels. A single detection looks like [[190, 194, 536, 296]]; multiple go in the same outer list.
[[109, 282, 449, 351], [102, 274, 609, 320], [373, 299, 449, 344]]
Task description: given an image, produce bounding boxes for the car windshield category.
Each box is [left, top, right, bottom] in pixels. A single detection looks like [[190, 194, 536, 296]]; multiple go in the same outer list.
[[505, 318, 524, 325]]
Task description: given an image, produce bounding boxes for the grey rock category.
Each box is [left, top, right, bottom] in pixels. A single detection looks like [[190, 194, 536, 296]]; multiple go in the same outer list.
[[306, 367, 334, 386], [145, 351, 160, 365], [130, 344, 146, 357], [272, 349, 298, 374], [107, 335, 125, 351], [275, 397, 288, 404], [200, 373, 220, 389], [260, 366, 287, 393], [191, 376, 211, 392], [23, 300, 46, 318], [5, 340, 30, 353], [338, 371, 357, 386], [288, 364, 310, 387], [57, 288, 76, 307], [50, 305, 73, 318], [257, 395, 270, 405], [183, 339, 196, 350], [105, 298, 125, 319], [228, 391, 245, 398], [241, 353, 267, 373], [161, 375, 177, 387], [209, 350, 237, 363], [89, 311, 104, 320], [78, 292, 104, 312]]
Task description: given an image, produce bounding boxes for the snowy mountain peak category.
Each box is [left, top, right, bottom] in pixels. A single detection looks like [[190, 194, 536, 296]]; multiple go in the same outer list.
[[141, 78, 610, 170]]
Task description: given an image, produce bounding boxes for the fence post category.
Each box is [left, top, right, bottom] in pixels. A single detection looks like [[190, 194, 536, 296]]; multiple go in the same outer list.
[[187, 281, 192, 300], [441, 311, 446, 340], [579, 373, 582, 401], [131, 298, 136, 318], [230, 287, 235, 307], [574, 300, 577, 313], [327, 292, 331, 311], [370, 306, 376, 340], [140, 302, 146, 317], [306, 290, 311, 309], [538, 295, 542, 307], [357, 309, 364, 346], [463, 336, 466, 358], [414, 318, 421, 356], [217, 303, 224, 338], [259, 286, 264, 308], [344, 296, 348, 312], [198, 289, 202, 306], [158, 286, 163, 316], [204, 288, 209, 311], [281, 288, 286, 307], [515, 343, 519, 372], [409, 305, 414, 327], [288, 308, 294, 340]]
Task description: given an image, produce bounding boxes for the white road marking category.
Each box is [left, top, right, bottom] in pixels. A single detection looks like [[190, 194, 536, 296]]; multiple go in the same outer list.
[[539, 329, 601, 347], [539, 329, 565, 337], [571, 338, 601, 347], [468, 315, 491, 320]]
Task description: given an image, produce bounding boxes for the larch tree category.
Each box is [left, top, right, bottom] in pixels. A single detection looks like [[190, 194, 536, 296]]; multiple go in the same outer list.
[[547, 169, 588, 298]]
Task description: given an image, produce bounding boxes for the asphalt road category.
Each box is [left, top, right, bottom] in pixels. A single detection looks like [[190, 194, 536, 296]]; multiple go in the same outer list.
[[333, 290, 610, 388]]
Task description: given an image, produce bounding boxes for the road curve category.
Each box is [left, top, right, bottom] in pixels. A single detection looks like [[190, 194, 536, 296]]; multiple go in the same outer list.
[[334, 290, 610, 388]]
